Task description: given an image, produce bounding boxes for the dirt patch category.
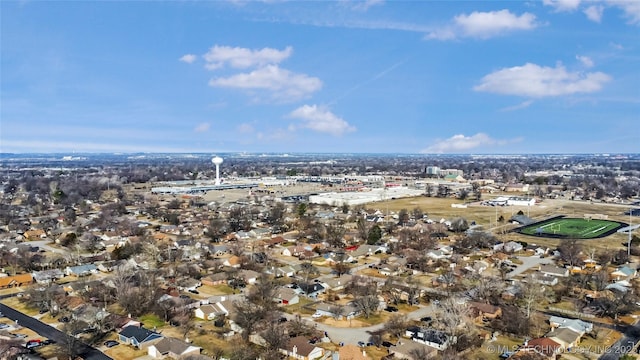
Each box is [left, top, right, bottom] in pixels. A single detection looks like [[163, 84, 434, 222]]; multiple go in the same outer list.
[[320, 317, 370, 328]]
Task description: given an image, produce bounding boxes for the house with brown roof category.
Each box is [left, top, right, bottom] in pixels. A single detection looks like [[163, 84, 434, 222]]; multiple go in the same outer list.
[[223, 255, 242, 268], [0, 273, 33, 289], [338, 344, 370, 359], [147, 337, 201, 359], [468, 302, 502, 322], [518, 337, 563, 358], [24, 229, 46, 240], [279, 336, 324, 360], [201, 272, 227, 286]]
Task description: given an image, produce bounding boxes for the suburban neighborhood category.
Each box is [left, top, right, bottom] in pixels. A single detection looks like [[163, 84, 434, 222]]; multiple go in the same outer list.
[[0, 153, 638, 360]]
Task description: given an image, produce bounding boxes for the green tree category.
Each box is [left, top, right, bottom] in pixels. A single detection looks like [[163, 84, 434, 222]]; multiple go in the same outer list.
[[367, 225, 382, 244]]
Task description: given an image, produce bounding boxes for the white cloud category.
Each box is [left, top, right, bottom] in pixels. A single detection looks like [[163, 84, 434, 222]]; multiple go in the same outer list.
[[349, 0, 384, 11], [421, 133, 520, 153], [584, 5, 604, 22], [237, 123, 255, 133], [607, 0, 640, 24], [610, 42, 624, 50], [194, 122, 210, 132], [499, 100, 534, 112], [288, 104, 356, 136], [576, 55, 594, 68], [427, 9, 538, 40], [543, 0, 582, 12], [203, 45, 293, 70], [209, 65, 322, 102], [474, 62, 611, 97], [179, 54, 197, 64]]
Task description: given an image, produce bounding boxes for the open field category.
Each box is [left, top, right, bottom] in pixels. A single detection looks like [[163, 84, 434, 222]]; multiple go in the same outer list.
[[518, 217, 624, 239], [377, 195, 636, 251]]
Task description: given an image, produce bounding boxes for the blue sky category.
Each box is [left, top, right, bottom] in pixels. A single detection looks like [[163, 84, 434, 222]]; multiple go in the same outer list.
[[1, 0, 638, 154]]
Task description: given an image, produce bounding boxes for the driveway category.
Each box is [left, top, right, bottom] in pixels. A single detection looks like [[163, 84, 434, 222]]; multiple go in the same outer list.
[[283, 303, 435, 345], [507, 255, 553, 279]]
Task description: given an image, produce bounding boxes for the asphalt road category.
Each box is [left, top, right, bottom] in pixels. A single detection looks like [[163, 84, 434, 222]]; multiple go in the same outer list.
[[283, 303, 435, 346], [598, 320, 640, 360], [0, 302, 112, 360]]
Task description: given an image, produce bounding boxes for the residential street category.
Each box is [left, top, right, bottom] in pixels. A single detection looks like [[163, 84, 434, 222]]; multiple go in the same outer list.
[[0, 302, 112, 360], [598, 319, 640, 360]]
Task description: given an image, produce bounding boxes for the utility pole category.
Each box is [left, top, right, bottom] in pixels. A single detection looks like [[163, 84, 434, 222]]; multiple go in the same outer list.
[[629, 205, 633, 257]]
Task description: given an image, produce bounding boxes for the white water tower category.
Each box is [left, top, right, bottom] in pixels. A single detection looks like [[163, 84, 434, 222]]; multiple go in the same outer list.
[[211, 156, 223, 185]]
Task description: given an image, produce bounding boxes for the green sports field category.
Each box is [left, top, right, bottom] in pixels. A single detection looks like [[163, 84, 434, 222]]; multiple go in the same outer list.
[[518, 217, 625, 239]]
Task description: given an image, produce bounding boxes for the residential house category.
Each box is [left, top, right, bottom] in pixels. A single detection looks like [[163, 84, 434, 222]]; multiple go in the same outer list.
[[391, 340, 437, 359], [238, 269, 260, 285], [611, 266, 637, 281], [468, 302, 502, 322], [64, 264, 98, 277], [378, 263, 402, 277], [279, 336, 324, 360], [104, 314, 141, 332], [338, 344, 369, 360], [178, 278, 202, 292], [201, 272, 227, 286], [518, 337, 563, 358], [546, 327, 582, 349], [405, 327, 452, 351], [548, 316, 593, 335], [297, 283, 325, 298], [349, 245, 387, 258], [0, 274, 33, 289], [194, 304, 219, 320], [274, 288, 300, 306], [118, 325, 163, 349], [531, 273, 559, 286], [321, 274, 353, 292], [493, 241, 523, 253], [32, 269, 64, 284], [223, 255, 242, 268], [147, 337, 201, 359], [539, 265, 570, 277], [24, 229, 46, 241]]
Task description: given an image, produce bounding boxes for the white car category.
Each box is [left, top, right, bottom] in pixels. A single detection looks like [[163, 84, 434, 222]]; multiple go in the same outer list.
[[0, 324, 10, 329], [312, 313, 323, 318]]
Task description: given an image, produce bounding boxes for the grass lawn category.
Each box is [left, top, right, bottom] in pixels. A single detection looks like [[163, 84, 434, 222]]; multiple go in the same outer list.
[[519, 217, 623, 239], [1, 296, 38, 315], [104, 344, 147, 360], [139, 313, 165, 328], [200, 284, 235, 295], [473, 335, 523, 360], [581, 327, 622, 354]]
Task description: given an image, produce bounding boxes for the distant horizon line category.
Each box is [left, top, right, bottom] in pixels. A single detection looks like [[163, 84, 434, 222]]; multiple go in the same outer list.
[[1, 152, 638, 156]]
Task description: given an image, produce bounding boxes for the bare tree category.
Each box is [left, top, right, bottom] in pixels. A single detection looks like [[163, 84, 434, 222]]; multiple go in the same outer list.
[[232, 299, 268, 342], [352, 294, 379, 319], [383, 314, 409, 338]]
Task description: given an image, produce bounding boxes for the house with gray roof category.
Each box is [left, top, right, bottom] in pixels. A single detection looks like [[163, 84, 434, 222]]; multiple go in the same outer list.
[[549, 316, 593, 335], [147, 337, 201, 359], [119, 325, 163, 349], [64, 264, 98, 277]]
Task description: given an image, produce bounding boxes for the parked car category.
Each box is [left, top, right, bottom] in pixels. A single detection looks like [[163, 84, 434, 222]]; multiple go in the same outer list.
[[278, 317, 287, 323], [357, 341, 365, 347], [38, 308, 48, 314], [0, 324, 10, 329], [188, 289, 199, 294], [104, 340, 119, 348], [25, 340, 41, 349], [58, 316, 69, 323], [42, 339, 56, 345], [311, 313, 322, 318], [12, 333, 27, 338], [384, 306, 398, 312]]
